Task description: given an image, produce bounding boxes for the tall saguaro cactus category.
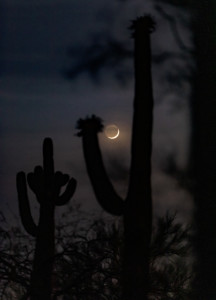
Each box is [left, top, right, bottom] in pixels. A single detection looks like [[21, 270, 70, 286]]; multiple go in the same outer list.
[[16, 138, 77, 300], [76, 16, 155, 300]]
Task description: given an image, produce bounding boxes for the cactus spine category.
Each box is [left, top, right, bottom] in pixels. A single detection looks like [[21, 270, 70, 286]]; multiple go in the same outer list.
[[16, 138, 77, 300], [77, 16, 155, 300]]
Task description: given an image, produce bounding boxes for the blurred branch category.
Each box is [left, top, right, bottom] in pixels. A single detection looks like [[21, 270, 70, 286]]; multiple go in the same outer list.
[[155, 5, 193, 53]]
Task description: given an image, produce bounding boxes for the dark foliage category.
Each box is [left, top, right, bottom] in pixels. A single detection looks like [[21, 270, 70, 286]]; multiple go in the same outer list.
[[0, 209, 194, 299]]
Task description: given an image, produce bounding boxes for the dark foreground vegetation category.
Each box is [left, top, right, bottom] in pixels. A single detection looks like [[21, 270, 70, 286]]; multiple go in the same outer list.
[[0, 207, 194, 300]]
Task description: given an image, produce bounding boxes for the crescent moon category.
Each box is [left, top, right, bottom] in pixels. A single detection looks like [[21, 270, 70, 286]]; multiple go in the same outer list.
[[105, 125, 120, 139], [108, 128, 119, 139]]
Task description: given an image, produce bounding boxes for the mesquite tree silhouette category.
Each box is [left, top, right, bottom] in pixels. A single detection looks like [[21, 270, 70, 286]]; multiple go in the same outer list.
[[76, 16, 155, 300], [16, 138, 77, 300]]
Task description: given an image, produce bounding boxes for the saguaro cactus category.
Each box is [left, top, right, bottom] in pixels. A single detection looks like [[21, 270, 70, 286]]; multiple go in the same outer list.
[[16, 138, 77, 300], [76, 16, 155, 300]]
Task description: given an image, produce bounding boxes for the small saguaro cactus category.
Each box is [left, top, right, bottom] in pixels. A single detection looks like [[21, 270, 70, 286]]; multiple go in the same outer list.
[[76, 16, 155, 300], [16, 138, 77, 300]]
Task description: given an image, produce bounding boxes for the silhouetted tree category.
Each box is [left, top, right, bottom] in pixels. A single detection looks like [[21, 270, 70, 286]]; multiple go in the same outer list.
[[76, 15, 155, 300], [16, 138, 77, 300], [157, 0, 216, 297], [0, 209, 193, 299]]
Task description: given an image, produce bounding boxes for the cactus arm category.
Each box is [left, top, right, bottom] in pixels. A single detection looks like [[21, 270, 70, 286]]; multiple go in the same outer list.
[[77, 116, 124, 216], [27, 166, 44, 201], [55, 177, 77, 206], [83, 131, 124, 215], [26, 139, 77, 207], [16, 172, 38, 237]]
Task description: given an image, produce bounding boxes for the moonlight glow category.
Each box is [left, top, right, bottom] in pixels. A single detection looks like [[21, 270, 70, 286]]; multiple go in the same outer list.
[[105, 125, 120, 139]]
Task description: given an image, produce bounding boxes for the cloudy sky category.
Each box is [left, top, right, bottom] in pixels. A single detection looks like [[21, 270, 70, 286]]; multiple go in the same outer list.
[[0, 0, 193, 224]]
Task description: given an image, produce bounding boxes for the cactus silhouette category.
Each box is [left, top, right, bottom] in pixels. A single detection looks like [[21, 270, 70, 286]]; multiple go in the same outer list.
[[16, 138, 77, 300], [76, 15, 155, 300]]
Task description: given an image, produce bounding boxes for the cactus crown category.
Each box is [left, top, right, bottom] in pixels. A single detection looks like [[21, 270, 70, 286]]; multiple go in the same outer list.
[[129, 15, 156, 37], [76, 115, 104, 137]]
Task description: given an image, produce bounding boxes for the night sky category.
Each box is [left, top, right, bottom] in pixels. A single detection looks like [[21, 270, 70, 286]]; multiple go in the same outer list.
[[0, 0, 193, 223]]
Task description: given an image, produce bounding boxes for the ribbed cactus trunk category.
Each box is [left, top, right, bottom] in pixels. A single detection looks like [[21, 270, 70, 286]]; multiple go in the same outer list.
[[77, 16, 155, 300], [123, 17, 153, 300], [30, 202, 55, 300], [16, 138, 77, 300]]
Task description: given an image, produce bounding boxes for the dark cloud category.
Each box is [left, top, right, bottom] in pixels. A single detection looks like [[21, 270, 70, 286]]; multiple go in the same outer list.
[[65, 35, 133, 84]]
